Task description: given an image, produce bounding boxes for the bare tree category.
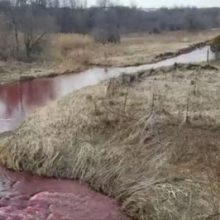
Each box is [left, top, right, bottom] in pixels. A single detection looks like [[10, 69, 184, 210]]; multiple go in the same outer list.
[[0, 13, 13, 60], [96, 0, 110, 8], [0, 0, 220, 62], [69, 0, 78, 8], [0, 0, 20, 59], [20, 7, 56, 59], [80, 0, 87, 8], [11, 0, 21, 59], [68, 0, 87, 8], [48, 0, 59, 8]]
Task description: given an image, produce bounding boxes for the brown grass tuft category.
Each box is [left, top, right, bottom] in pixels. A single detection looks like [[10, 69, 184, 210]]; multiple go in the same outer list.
[[43, 33, 94, 69]]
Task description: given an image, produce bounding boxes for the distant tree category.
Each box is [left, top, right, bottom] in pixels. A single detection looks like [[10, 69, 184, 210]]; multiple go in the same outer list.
[[19, 6, 57, 59], [34, 0, 47, 7], [211, 35, 220, 53], [68, 0, 78, 8], [1, 1, 220, 61], [79, 0, 87, 8], [0, 13, 13, 60], [48, 0, 59, 8], [0, 0, 20, 58], [92, 27, 120, 44], [96, 0, 110, 8]]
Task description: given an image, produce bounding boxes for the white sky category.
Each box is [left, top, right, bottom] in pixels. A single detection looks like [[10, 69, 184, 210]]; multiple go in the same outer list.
[[89, 0, 220, 8]]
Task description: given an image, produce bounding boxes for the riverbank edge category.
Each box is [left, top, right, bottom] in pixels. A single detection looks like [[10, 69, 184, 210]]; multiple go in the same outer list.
[[0, 40, 210, 86]]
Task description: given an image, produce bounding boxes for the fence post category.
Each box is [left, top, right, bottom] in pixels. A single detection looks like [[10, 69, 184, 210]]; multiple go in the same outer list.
[[207, 48, 210, 64]]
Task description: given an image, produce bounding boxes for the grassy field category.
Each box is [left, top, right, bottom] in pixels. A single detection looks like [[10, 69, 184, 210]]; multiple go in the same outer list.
[[1, 62, 220, 219], [0, 29, 219, 84]]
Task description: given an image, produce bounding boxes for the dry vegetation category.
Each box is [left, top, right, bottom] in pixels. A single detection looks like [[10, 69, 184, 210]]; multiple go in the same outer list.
[[48, 29, 220, 67], [1, 63, 220, 219], [44, 34, 94, 67], [0, 29, 220, 84]]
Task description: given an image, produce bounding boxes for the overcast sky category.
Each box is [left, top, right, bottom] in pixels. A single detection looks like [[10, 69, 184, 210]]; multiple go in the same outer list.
[[89, 0, 220, 8]]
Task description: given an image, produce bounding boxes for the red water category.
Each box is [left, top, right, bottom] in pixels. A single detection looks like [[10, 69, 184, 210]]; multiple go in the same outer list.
[[0, 68, 114, 133], [0, 78, 58, 133], [0, 167, 127, 220], [0, 76, 128, 219]]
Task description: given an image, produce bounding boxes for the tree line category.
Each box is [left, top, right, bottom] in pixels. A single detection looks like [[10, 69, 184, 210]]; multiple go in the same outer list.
[[0, 0, 220, 60]]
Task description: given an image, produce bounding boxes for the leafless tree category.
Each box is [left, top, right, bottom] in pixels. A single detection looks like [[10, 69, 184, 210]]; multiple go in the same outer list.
[[19, 7, 56, 59], [69, 0, 78, 8], [96, 0, 110, 8], [68, 0, 87, 8], [0, 13, 13, 60]]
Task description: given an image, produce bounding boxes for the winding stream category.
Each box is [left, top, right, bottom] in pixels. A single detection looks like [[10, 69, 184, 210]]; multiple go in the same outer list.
[[0, 46, 214, 133], [0, 45, 215, 219]]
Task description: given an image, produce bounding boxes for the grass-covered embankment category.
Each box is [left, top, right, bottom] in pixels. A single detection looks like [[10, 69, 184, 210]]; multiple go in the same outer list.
[[1, 64, 220, 219]]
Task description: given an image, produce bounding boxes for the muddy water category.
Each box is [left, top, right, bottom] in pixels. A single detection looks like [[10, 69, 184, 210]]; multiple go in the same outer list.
[[0, 45, 214, 219]]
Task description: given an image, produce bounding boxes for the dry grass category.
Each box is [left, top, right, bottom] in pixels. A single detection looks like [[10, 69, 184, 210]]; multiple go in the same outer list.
[[49, 34, 93, 58], [44, 33, 95, 69], [0, 29, 220, 84], [1, 64, 220, 219], [90, 29, 220, 67]]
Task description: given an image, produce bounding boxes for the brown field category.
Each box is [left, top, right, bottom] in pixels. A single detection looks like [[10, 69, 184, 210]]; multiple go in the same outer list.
[[0, 29, 219, 84], [1, 62, 220, 219]]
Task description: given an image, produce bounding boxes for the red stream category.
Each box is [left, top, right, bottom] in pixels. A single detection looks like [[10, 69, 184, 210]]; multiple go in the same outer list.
[[0, 77, 127, 219], [0, 78, 58, 133], [0, 167, 126, 220]]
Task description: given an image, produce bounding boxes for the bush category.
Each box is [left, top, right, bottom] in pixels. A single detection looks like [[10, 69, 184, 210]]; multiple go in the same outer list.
[[211, 35, 220, 53], [149, 27, 161, 34], [91, 28, 121, 44], [42, 33, 94, 66], [51, 33, 93, 58]]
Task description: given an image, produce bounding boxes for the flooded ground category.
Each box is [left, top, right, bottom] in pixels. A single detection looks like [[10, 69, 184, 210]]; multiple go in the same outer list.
[[0, 46, 214, 133]]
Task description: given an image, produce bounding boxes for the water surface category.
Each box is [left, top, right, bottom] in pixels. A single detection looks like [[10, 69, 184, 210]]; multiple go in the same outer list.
[[0, 167, 126, 219]]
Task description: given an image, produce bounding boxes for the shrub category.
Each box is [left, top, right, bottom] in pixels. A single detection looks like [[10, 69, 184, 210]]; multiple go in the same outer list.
[[149, 27, 161, 34], [91, 28, 121, 44], [210, 35, 220, 52], [50, 33, 93, 58]]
